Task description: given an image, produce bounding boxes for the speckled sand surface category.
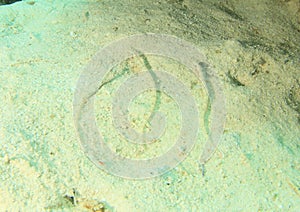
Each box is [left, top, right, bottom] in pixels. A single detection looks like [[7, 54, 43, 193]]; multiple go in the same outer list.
[[0, 0, 299, 211]]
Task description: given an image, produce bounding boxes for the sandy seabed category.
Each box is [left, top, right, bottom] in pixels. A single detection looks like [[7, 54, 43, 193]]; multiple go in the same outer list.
[[0, 0, 299, 211]]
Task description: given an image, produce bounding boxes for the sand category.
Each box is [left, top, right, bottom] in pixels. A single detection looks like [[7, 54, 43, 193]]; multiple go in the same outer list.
[[0, 0, 299, 211]]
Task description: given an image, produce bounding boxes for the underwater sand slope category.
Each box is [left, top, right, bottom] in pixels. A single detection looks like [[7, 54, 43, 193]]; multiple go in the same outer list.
[[0, 0, 299, 210]]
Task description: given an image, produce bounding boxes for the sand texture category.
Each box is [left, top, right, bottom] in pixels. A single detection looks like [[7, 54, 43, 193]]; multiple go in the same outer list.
[[0, 0, 299, 211]]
